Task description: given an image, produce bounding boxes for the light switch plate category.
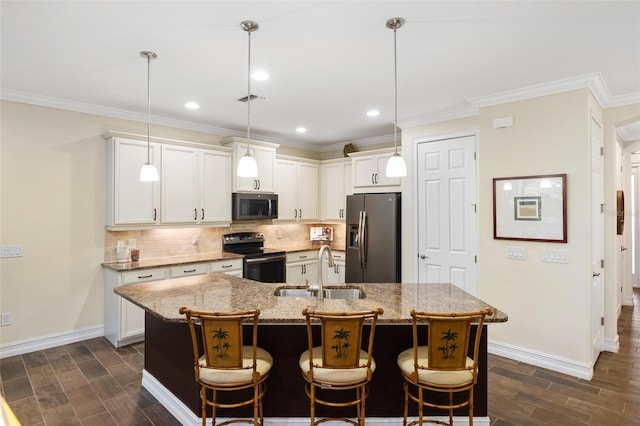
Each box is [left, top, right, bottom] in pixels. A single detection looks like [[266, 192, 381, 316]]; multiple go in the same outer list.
[[542, 249, 569, 263], [506, 246, 526, 260], [1, 245, 23, 258]]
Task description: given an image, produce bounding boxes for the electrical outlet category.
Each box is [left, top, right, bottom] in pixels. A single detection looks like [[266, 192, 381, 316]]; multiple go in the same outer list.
[[277, 231, 283, 239], [192, 236, 199, 245], [1, 313, 12, 326], [128, 239, 136, 248]]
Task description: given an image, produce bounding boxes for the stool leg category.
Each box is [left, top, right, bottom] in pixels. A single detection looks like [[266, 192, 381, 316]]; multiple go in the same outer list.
[[402, 382, 409, 426], [448, 391, 453, 425], [253, 383, 259, 426], [310, 383, 316, 425], [469, 387, 474, 426], [418, 387, 423, 426], [201, 387, 207, 426], [360, 385, 366, 426]]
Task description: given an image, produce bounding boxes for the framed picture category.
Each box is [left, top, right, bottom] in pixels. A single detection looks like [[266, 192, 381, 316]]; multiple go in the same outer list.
[[493, 174, 567, 243]]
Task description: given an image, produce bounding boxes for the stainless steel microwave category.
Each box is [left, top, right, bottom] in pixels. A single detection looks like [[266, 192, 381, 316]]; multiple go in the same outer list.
[[232, 193, 278, 220]]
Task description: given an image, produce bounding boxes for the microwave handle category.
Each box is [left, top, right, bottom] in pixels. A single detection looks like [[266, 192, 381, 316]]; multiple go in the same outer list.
[[268, 199, 272, 217]]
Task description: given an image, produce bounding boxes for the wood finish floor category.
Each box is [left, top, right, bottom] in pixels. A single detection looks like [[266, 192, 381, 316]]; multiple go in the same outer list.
[[1, 289, 638, 425]]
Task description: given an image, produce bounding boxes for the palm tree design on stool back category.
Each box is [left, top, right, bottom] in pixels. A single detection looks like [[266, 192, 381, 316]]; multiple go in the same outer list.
[[202, 319, 243, 368], [428, 319, 471, 369], [332, 327, 352, 358], [213, 327, 231, 359], [438, 328, 459, 359]]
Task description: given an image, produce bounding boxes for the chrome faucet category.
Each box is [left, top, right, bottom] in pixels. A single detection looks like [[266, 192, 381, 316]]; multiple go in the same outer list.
[[316, 245, 335, 300]]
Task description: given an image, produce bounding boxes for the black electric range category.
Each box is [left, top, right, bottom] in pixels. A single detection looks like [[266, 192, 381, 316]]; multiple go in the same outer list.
[[222, 232, 286, 282]]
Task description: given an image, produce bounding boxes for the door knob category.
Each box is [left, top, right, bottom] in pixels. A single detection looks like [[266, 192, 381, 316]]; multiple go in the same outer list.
[[419, 254, 428, 260], [593, 272, 601, 277], [621, 246, 628, 252]]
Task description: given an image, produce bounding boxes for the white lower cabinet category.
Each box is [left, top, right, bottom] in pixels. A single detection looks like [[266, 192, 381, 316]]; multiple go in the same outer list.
[[169, 263, 208, 278], [104, 267, 166, 347], [104, 258, 243, 347], [210, 258, 243, 276], [286, 250, 319, 285], [322, 250, 345, 284]]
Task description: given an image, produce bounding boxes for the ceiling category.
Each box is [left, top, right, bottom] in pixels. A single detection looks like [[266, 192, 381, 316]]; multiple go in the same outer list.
[[2, 1, 639, 151]]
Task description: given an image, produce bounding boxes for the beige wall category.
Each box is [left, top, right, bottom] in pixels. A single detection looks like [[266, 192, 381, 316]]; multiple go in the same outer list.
[[401, 89, 603, 368], [0, 99, 341, 348]]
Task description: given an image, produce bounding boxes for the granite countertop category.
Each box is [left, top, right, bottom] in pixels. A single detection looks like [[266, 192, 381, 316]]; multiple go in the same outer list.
[[114, 272, 508, 324], [102, 244, 346, 272], [102, 252, 243, 272]]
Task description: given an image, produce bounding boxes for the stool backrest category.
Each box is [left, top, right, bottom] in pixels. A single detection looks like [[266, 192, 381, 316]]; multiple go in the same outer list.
[[411, 308, 493, 373], [303, 308, 383, 369], [180, 307, 260, 373]]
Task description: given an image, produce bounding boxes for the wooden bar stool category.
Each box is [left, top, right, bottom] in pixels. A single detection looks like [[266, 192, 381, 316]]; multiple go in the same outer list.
[[179, 307, 273, 426], [299, 308, 384, 425], [397, 308, 493, 426]]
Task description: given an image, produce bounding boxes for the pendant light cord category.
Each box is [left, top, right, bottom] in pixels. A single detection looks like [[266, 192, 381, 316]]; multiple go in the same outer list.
[[393, 26, 398, 155], [146, 53, 151, 163], [246, 30, 252, 152]]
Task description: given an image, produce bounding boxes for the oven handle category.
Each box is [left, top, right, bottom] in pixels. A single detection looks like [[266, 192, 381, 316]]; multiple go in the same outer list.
[[245, 255, 286, 265]]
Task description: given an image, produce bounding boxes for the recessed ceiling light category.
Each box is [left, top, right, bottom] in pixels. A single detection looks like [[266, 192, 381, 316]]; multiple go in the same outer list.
[[185, 102, 200, 109], [296, 127, 307, 133], [251, 70, 269, 81], [367, 109, 380, 117]]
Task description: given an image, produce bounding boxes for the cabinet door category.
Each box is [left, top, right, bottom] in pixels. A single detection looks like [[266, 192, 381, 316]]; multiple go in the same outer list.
[[286, 263, 304, 284], [322, 162, 348, 220], [234, 144, 259, 191], [303, 261, 319, 285], [256, 145, 276, 192], [352, 156, 378, 188], [375, 154, 401, 187], [275, 160, 299, 219], [112, 138, 159, 225], [161, 145, 198, 223], [298, 163, 318, 219], [201, 150, 232, 223]]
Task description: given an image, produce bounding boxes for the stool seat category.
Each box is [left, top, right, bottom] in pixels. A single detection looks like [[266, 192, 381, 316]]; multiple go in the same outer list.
[[300, 347, 376, 384], [199, 346, 273, 386], [397, 347, 473, 386]]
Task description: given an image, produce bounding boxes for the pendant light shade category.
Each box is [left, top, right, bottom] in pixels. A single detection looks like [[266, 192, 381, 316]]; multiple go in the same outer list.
[[139, 51, 159, 182], [385, 17, 408, 178], [237, 20, 259, 178]]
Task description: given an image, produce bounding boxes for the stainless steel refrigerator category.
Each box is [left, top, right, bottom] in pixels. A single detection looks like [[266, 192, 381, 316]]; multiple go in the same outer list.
[[345, 192, 401, 283]]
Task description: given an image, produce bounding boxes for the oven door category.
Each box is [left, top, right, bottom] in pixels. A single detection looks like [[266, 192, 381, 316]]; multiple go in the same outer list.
[[244, 254, 286, 283]]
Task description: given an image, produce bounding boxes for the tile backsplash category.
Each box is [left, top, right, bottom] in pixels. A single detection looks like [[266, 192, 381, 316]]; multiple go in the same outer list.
[[104, 223, 346, 262]]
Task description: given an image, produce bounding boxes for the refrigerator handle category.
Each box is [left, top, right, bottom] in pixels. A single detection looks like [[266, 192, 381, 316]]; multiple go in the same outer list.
[[358, 211, 364, 268], [360, 210, 367, 268]]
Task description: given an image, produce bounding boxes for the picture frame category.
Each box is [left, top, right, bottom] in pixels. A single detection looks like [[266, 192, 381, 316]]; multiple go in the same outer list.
[[493, 174, 567, 243]]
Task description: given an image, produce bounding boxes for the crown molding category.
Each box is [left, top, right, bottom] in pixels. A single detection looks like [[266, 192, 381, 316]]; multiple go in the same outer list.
[[399, 73, 640, 130]]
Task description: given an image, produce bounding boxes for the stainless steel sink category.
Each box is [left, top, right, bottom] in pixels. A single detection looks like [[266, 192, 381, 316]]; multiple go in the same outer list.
[[273, 286, 366, 299]]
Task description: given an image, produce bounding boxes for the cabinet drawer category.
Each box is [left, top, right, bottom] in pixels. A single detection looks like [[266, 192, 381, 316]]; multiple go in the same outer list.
[[286, 250, 318, 263], [210, 258, 243, 273], [122, 268, 167, 284], [331, 251, 345, 261], [169, 263, 208, 277]]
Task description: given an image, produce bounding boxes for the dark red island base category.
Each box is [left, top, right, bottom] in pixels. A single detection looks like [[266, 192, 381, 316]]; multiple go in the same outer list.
[[144, 312, 488, 420]]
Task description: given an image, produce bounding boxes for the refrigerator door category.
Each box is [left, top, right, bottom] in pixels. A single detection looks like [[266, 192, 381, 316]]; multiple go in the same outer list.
[[362, 193, 400, 283], [345, 193, 401, 283], [345, 194, 365, 282]]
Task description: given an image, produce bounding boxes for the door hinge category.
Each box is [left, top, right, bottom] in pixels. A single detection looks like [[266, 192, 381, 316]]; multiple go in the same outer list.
[[601, 317, 604, 326], [600, 204, 604, 214], [473, 152, 477, 160], [472, 203, 477, 213], [600, 147, 604, 156], [474, 255, 477, 264], [600, 259, 604, 268]]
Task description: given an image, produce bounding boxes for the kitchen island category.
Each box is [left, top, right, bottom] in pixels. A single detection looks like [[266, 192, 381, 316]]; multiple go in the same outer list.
[[115, 272, 507, 425]]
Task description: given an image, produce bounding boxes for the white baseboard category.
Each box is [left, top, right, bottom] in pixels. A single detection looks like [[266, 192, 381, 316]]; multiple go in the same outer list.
[[142, 370, 489, 426], [488, 340, 593, 380], [603, 335, 620, 353], [0, 326, 104, 359]]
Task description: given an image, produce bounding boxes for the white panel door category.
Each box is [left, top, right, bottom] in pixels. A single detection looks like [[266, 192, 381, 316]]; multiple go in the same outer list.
[[298, 162, 318, 219], [275, 159, 298, 219], [417, 136, 477, 294]]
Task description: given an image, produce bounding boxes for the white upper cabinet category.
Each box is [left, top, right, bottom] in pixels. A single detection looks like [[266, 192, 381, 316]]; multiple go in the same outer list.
[[105, 132, 232, 229], [350, 147, 401, 192], [275, 157, 319, 220], [106, 137, 160, 227], [320, 158, 352, 221], [221, 137, 279, 193], [161, 145, 232, 224]]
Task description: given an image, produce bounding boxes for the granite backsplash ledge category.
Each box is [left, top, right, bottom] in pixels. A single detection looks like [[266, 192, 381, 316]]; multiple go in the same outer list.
[[104, 223, 346, 262]]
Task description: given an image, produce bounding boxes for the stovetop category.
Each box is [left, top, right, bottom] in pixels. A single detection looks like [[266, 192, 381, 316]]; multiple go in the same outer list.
[[222, 232, 285, 258]]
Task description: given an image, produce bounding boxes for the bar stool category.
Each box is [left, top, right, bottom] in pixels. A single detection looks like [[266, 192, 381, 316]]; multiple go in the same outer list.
[[179, 307, 273, 426], [396, 308, 493, 426], [299, 308, 384, 426]]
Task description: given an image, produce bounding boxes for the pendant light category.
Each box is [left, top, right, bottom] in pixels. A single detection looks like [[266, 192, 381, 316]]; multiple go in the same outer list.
[[236, 21, 259, 178], [139, 51, 159, 182], [385, 17, 407, 178]]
